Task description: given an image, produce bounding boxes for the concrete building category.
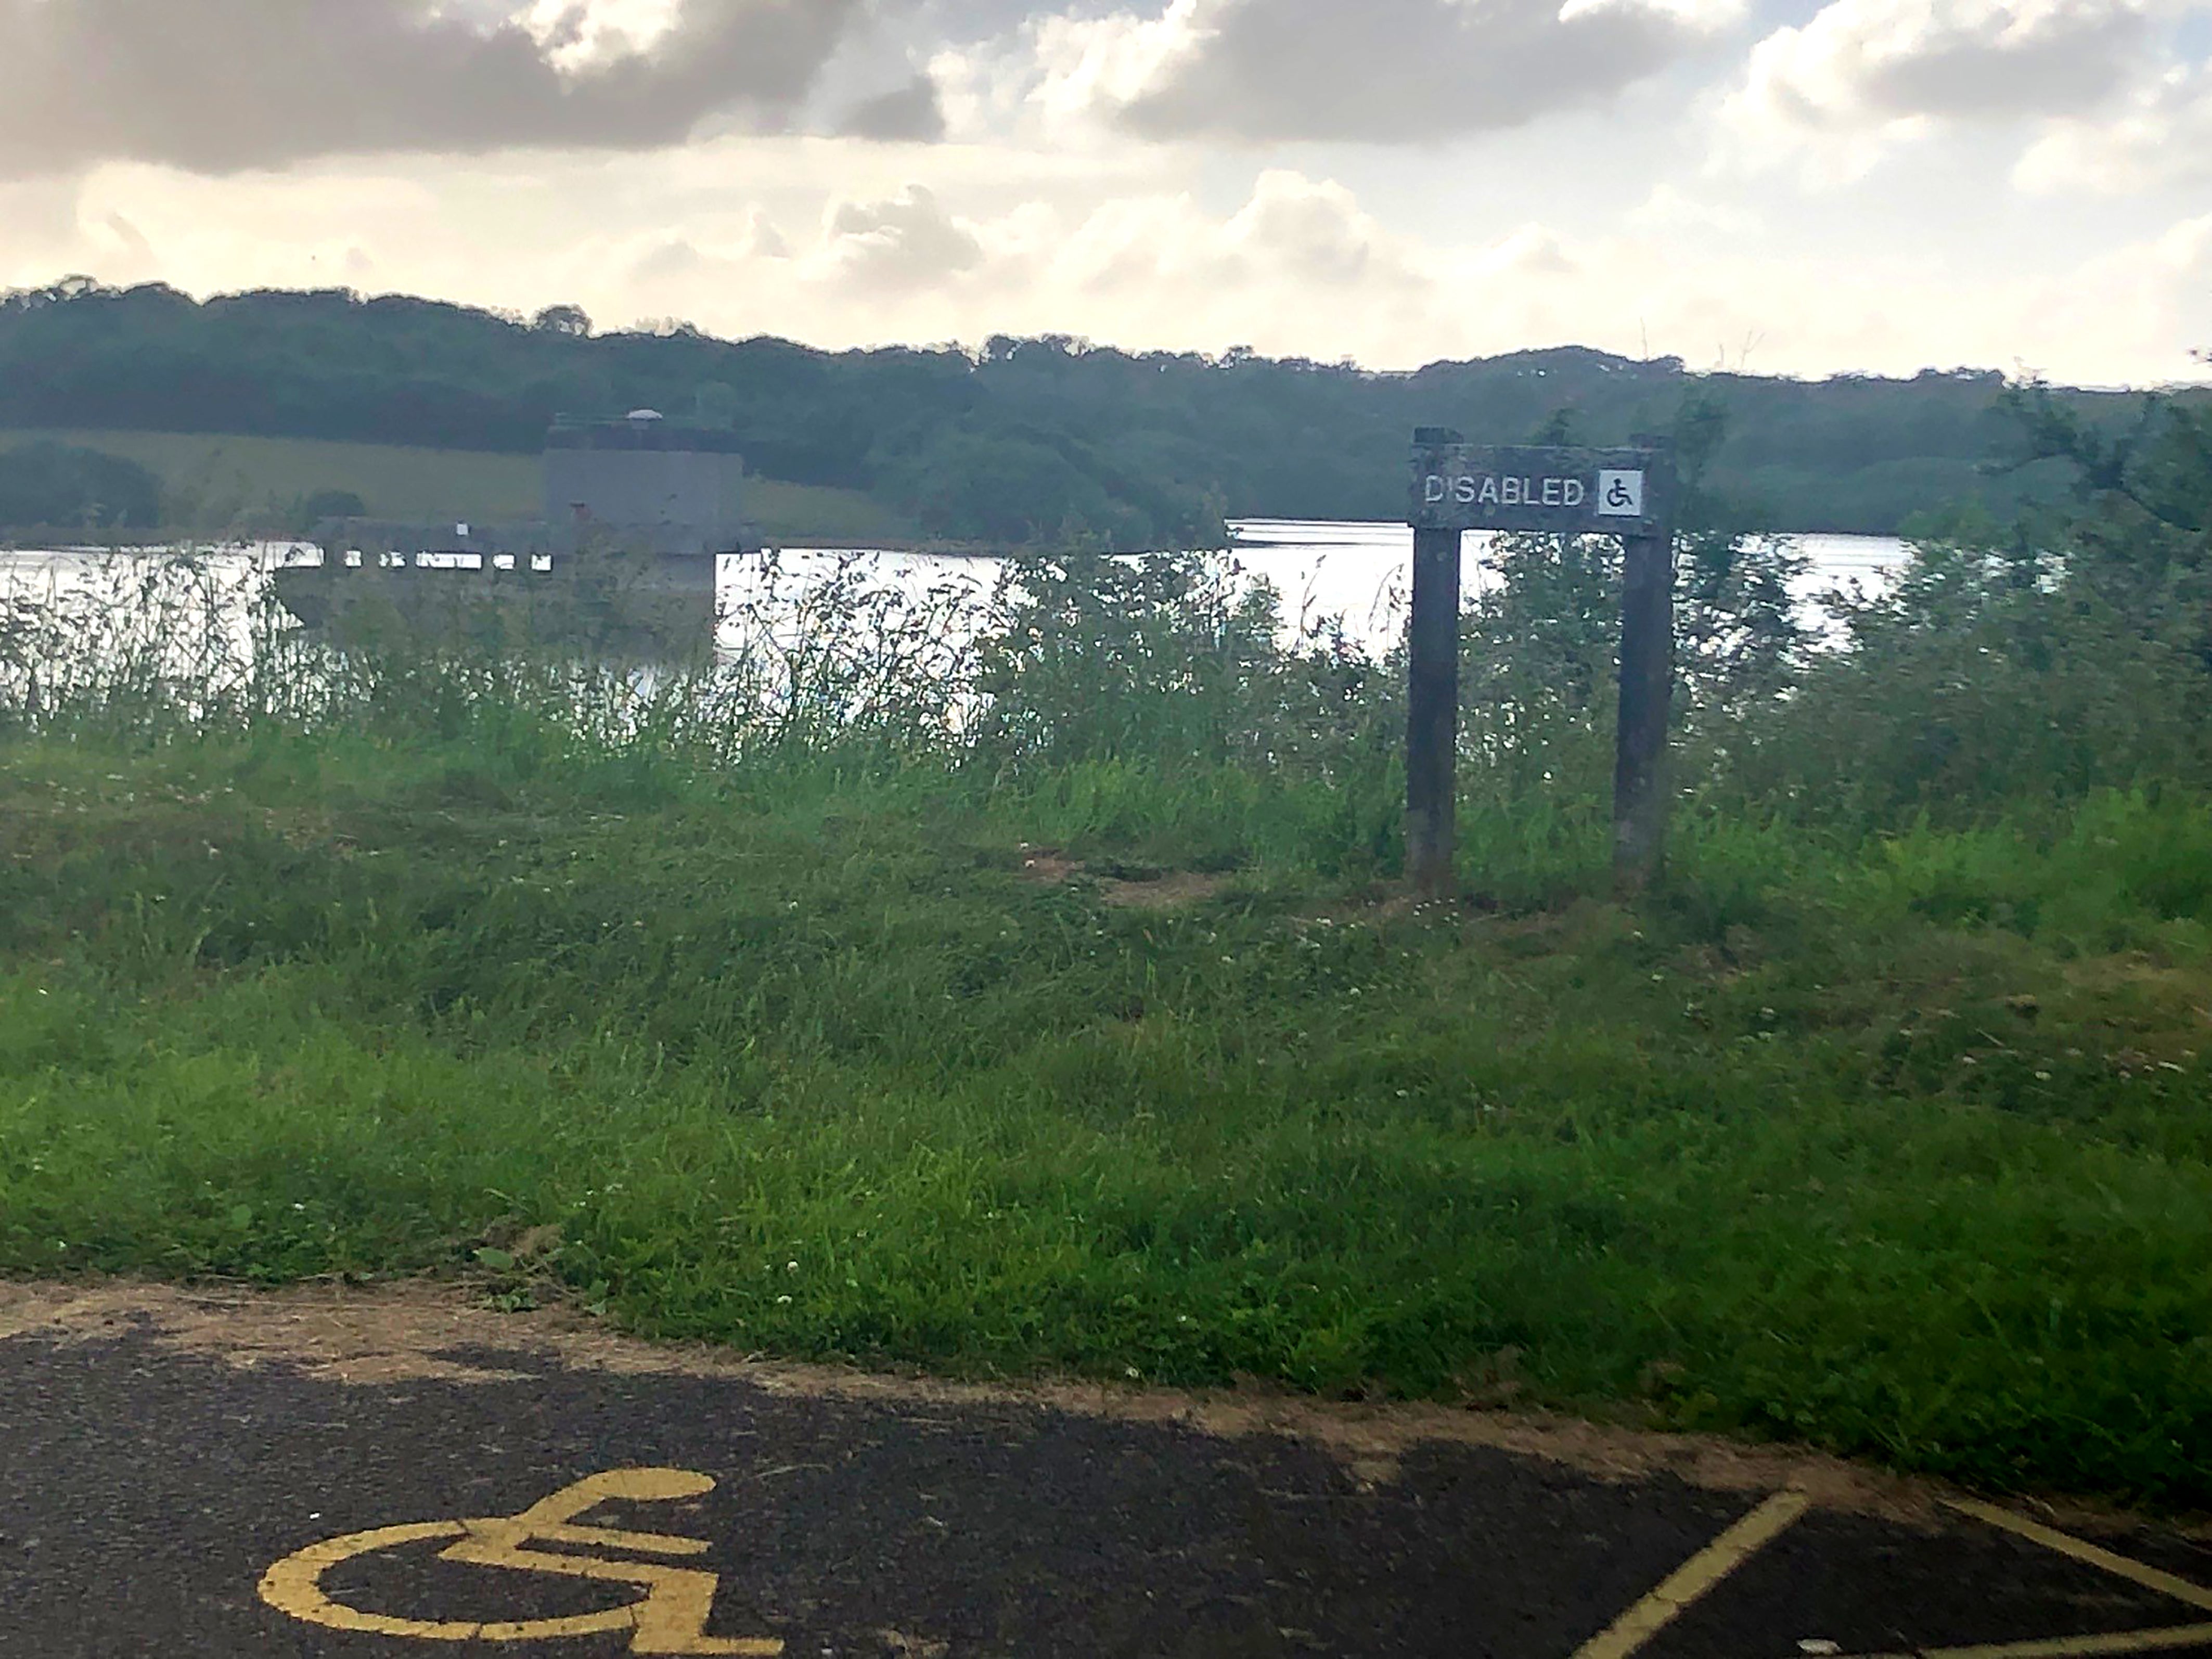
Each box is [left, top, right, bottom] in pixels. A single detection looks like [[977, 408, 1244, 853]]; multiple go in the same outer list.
[[544, 411, 751, 557], [274, 411, 759, 652]]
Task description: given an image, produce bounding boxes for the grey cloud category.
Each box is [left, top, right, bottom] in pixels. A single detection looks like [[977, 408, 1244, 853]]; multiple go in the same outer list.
[[633, 238, 711, 283], [0, 0, 869, 175], [822, 185, 983, 288], [1853, 4, 2150, 118], [1225, 174, 1388, 285], [1739, 0, 2162, 139], [2016, 59, 2212, 190], [840, 73, 951, 141], [1098, 0, 1728, 144], [101, 213, 155, 262]]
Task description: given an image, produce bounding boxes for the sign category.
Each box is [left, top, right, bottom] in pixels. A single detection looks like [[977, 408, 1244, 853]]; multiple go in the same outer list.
[[1401, 427, 1681, 896], [1596, 470, 1644, 518], [1410, 441, 1673, 536], [258, 1468, 782, 1655]]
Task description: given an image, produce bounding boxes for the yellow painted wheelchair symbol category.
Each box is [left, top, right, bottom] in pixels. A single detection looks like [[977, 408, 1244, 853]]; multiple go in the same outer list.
[[258, 1468, 782, 1654]]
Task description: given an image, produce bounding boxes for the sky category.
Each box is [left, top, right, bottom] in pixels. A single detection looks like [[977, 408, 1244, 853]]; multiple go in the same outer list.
[[2, 0, 2208, 384]]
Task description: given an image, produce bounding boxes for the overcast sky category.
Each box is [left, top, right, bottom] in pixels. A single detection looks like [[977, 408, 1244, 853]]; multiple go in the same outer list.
[[3, 0, 2208, 383]]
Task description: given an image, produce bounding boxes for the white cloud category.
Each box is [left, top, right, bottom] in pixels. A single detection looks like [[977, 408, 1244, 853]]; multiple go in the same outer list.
[[1627, 181, 1759, 234], [1720, 0, 2164, 174], [1022, 0, 1748, 144], [1478, 225, 1581, 275], [521, 0, 686, 71], [813, 185, 987, 290], [7, 85, 2208, 390], [2012, 211, 2212, 376], [2015, 58, 2212, 191], [1218, 172, 1400, 286]]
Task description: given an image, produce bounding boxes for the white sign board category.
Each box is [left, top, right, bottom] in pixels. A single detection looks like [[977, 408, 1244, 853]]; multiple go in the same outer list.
[[1594, 471, 1645, 519]]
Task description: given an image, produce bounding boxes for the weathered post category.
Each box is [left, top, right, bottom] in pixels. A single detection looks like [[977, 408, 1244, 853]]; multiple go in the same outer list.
[[1406, 429, 1464, 897], [1407, 429, 1678, 896], [1612, 439, 1678, 892]]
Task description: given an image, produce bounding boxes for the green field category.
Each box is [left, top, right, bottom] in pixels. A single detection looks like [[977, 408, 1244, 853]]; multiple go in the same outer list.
[[0, 428, 917, 546], [7, 355, 2212, 1523], [5, 515, 2212, 1508], [2, 727, 2208, 1506]]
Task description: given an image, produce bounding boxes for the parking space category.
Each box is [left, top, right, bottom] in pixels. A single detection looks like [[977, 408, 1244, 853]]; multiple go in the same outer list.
[[4, 1287, 2208, 1658]]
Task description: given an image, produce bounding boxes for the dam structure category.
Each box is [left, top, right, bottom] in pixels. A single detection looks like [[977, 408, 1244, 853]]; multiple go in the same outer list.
[[273, 411, 758, 653]]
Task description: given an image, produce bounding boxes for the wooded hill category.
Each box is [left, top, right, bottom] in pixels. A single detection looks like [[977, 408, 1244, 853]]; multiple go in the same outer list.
[[1, 277, 2186, 544]]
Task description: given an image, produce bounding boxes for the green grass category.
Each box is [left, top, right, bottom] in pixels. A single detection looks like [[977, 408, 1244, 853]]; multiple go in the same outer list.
[[3, 731, 2209, 1506], [0, 428, 917, 546]]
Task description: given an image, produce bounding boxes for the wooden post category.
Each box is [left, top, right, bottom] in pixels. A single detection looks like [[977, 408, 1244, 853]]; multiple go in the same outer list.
[[1406, 517, 1462, 898], [1407, 428, 1676, 897], [1612, 442, 1677, 892]]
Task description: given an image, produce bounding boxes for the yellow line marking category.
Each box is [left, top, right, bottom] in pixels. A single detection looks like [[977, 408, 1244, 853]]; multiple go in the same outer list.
[[1846, 1623, 2212, 1657], [1822, 1498, 2212, 1658], [258, 1468, 782, 1655], [1570, 1489, 1814, 1659], [1944, 1500, 2212, 1615]]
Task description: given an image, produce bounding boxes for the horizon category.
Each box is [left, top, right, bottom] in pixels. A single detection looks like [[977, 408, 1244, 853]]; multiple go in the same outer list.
[[2, 3, 2207, 389], [10, 272, 2204, 398]]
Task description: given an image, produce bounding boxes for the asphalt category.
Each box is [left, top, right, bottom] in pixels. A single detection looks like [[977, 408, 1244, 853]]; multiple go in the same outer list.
[[3, 1288, 2210, 1659]]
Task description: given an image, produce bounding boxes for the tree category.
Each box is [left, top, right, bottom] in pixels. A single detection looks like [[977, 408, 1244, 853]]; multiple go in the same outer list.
[[300, 488, 368, 528], [0, 278, 2185, 543], [0, 442, 162, 529], [691, 381, 739, 428], [532, 304, 592, 338]]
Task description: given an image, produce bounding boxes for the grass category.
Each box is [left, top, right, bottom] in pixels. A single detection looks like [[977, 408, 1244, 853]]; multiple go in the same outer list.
[[3, 727, 2209, 1507], [0, 427, 917, 546]]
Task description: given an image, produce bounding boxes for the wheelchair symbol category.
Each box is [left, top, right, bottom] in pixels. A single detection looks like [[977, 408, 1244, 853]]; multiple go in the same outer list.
[[1596, 469, 1645, 518], [258, 1468, 782, 1654]]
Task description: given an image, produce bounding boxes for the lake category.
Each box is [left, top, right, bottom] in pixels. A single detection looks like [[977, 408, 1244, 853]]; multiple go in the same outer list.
[[1, 522, 1907, 667]]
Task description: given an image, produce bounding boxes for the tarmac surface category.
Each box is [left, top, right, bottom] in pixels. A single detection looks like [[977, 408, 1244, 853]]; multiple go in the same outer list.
[[4, 1283, 2210, 1659]]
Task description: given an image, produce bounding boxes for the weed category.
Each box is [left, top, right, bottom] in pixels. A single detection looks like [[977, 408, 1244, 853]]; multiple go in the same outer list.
[[2, 544, 2210, 1507]]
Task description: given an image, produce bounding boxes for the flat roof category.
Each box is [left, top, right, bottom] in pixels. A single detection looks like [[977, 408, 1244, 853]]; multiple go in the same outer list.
[[546, 417, 747, 455]]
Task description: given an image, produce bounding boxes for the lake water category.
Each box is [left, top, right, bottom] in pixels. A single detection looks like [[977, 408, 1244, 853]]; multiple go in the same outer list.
[[1, 522, 1907, 668]]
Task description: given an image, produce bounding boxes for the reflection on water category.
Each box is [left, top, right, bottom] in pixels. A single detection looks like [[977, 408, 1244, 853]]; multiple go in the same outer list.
[[714, 523, 1905, 660], [2, 523, 1908, 670]]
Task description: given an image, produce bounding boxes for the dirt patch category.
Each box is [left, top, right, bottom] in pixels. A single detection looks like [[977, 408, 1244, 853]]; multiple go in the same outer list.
[[0, 1279, 536, 1385], [1015, 848, 1082, 884], [1097, 870, 1227, 909], [4, 1276, 2166, 1538], [1015, 846, 1227, 911]]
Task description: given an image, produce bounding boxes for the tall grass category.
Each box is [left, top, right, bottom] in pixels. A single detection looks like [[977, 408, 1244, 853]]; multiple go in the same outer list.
[[3, 536, 2211, 1504]]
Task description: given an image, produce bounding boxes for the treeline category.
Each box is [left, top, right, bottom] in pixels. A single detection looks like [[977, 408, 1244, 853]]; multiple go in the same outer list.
[[0, 441, 162, 531], [0, 276, 2189, 543]]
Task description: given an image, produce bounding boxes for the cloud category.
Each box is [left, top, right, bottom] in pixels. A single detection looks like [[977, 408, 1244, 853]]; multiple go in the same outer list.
[[1027, 0, 1747, 144], [1480, 224, 1579, 275], [27, 152, 2212, 383], [2015, 58, 2212, 191], [1721, 0, 2162, 171], [1034, 170, 1427, 310], [815, 185, 985, 289], [840, 74, 952, 143], [2011, 210, 2211, 378], [1627, 182, 1758, 234], [1218, 171, 1398, 285], [0, 0, 867, 175]]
